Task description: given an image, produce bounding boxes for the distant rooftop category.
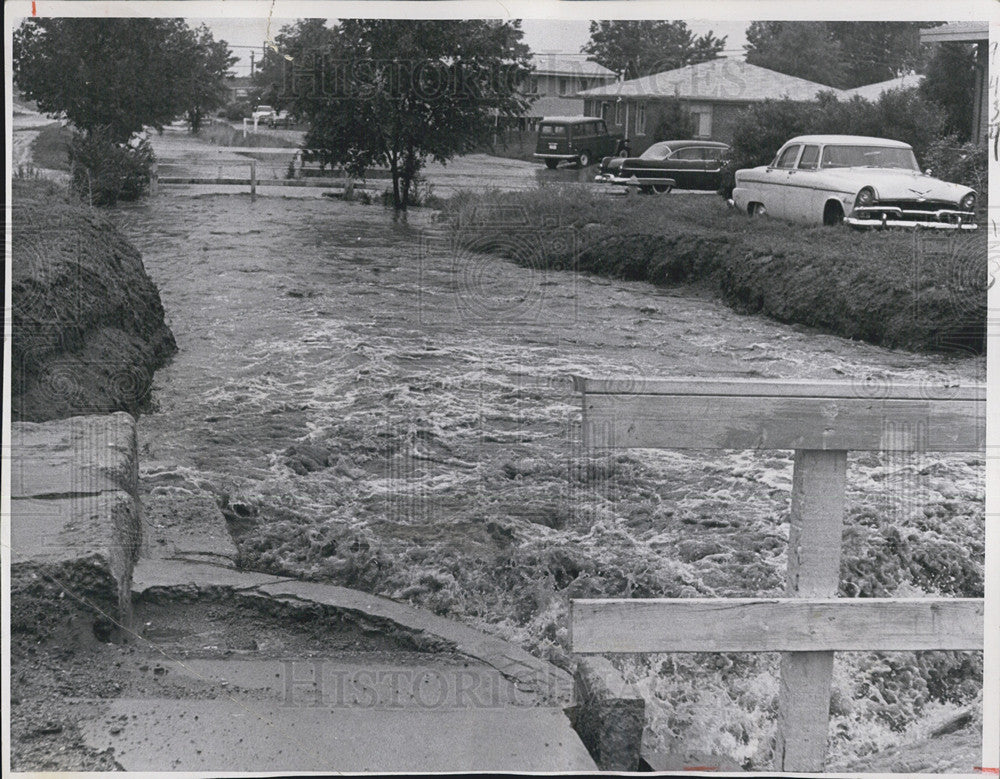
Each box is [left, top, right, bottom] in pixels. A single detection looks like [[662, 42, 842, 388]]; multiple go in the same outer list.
[[578, 58, 844, 102], [531, 54, 617, 79]]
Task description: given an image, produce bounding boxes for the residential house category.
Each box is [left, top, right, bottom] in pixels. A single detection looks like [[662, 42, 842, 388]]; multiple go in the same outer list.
[[920, 22, 989, 144], [577, 59, 846, 152], [522, 55, 618, 128]]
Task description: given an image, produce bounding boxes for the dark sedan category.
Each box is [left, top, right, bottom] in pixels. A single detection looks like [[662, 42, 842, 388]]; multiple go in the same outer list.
[[595, 140, 731, 194]]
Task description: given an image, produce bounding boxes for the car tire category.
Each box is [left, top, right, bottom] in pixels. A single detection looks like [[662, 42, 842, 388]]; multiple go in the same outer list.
[[545, 159, 560, 170], [749, 203, 767, 218], [823, 201, 845, 226], [577, 151, 591, 168], [652, 183, 673, 195]]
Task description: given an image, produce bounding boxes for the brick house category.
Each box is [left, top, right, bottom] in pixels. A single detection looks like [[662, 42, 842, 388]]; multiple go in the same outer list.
[[522, 55, 618, 128], [577, 58, 845, 152]]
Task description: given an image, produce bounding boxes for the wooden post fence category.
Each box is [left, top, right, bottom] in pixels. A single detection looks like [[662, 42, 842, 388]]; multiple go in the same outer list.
[[250, 160, 257, 202], [569, 376, 985, 772]]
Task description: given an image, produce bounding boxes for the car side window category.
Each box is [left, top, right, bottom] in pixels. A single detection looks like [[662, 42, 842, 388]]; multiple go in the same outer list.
[[704, 148, 725, 161], [798, 145, 820, 170], [775, 145, 801, 169], [673, 148, 703, 160]]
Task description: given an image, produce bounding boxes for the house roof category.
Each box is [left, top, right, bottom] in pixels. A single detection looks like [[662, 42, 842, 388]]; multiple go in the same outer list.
[[531, 54, 617, 79], [844, 73, 925, 101], [577, 58, 845, 102], [920, 21, 988, 43]]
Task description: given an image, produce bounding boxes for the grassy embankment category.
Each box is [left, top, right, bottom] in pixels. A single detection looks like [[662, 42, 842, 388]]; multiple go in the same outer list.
[[29, 122, 72, 171], [442, 186, 986, 354]]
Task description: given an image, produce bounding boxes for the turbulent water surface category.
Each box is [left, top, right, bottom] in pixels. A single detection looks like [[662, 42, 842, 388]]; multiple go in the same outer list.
[[119, 192, 984, 768]]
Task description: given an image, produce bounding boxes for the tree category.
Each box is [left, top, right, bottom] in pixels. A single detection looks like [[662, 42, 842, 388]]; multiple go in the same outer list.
[[292, 20, 532, 210], [182, 24, 238, 133], [745, 22, 847, 88], [920, 42, 977, 141], [583, 21, 726, 80], [14, 18, 209, 142], [253, 19, 336, 110], [745, 22, 928, 90]]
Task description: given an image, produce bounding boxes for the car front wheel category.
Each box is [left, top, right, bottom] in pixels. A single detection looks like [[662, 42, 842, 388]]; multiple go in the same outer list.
[[577, 151, 591, 168], [652, 183, 673, 195], [823, 201, 845, 226], [749, 203, 767, 217]]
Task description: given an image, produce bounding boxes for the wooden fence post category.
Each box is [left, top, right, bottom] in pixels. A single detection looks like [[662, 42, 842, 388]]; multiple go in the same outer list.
[[149, 162, 158, 196], [250, 160, 257, 202], [775, 449, 847, 771]]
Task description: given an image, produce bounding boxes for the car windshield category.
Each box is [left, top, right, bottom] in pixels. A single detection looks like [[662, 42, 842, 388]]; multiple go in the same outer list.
[[639, 142, 673, 160], [540, 125, 567, 136], [820, 145, 918, 170]]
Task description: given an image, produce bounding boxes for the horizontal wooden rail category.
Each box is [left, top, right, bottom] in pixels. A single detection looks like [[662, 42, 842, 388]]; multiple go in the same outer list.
[[581, 393, 983, 451], [572, 375, 985, 401], [571, 598, 984, 654], [157, 177, 372, 188]]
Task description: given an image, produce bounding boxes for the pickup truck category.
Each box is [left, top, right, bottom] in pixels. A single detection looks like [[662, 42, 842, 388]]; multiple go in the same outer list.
[[533, 116, 622, 169]]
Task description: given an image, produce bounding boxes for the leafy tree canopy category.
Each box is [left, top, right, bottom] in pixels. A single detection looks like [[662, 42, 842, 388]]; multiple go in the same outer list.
[[920, 42, 977, 141], [14, 18, 235, 142], [744, 22, 929, 90], [583, 20, 726, 80], [289, 19, 532, 209]]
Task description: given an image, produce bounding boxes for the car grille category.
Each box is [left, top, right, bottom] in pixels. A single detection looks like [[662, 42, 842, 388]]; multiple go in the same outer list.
[[851, 200, 974, 226]]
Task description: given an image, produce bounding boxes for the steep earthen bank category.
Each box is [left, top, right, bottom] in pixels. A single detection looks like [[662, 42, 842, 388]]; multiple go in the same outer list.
[[12, 181, 176, 421]]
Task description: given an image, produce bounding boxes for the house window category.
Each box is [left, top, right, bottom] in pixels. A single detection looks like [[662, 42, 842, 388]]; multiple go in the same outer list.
[[601, 102, 610, 121], [529, 76, 539, 95], [690, 107, 712, 138], [636, 103, 646, 136], [559, 77, 569, 96], [580, 78, 589, 92], [615, 101, 624, 125]]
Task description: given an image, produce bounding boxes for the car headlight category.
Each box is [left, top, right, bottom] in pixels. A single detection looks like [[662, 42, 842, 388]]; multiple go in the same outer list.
[[961, 193, 976, 211], [855, 187, 876, 207]]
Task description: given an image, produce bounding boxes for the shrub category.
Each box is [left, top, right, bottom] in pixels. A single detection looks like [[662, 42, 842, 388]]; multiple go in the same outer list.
[[221, 100, 251, 121], [69, 126, 153, 206], [652, 98, 696, 142], [922, 136, 988, 197]]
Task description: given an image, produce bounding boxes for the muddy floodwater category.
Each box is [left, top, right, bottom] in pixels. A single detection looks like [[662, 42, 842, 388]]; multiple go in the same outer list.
[[118, 191, 984, 767]]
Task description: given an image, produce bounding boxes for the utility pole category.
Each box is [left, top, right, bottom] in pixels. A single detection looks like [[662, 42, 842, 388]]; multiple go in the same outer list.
[[250, 50, 255, 78]]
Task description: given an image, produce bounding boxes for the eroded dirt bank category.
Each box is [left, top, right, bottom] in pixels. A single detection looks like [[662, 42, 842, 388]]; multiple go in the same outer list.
[[11, 181, 176, 422]]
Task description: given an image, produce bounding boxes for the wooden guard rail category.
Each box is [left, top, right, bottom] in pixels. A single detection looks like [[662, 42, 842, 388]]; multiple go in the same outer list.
[[568, 376, 985, 772]]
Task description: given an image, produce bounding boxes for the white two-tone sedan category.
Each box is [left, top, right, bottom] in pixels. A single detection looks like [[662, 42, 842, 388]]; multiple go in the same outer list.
[[732, 135, 977, 230]]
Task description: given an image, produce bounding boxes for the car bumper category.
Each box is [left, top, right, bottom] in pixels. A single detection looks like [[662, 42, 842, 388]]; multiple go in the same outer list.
[[846, 206, 977, 230], [534, 153, 580, 160], [594, 173, 677, 188]]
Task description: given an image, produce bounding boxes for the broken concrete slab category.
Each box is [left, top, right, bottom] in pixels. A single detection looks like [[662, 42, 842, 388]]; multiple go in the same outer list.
[[254, 579, 574, 705], [76, 697, 597, 772], [141, 492, 237, 564], [11, 412, 138, 498], [132, 558, 290, 595], [571, 655, 645, 770], [11, 413, 141, 623]]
